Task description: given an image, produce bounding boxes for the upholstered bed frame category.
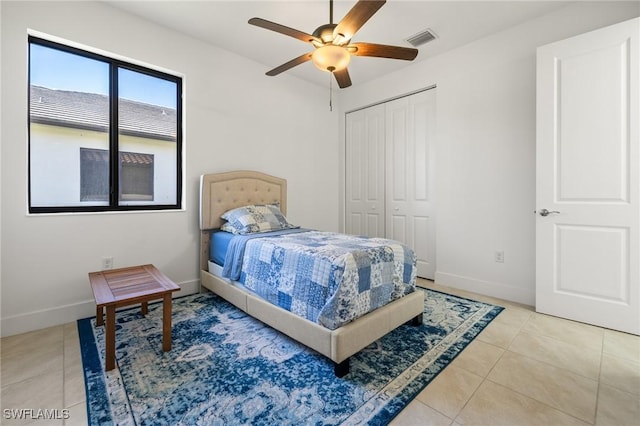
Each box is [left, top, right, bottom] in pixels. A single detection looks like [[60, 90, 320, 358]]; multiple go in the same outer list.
[[199, 170, 424, 376]]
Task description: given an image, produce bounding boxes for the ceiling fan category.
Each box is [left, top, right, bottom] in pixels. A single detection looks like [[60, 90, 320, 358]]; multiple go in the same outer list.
[[248, 0, 418, 88]]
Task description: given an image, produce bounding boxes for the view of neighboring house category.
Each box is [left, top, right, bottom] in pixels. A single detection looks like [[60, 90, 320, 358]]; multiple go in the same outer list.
[[29, 85, 178, 207]]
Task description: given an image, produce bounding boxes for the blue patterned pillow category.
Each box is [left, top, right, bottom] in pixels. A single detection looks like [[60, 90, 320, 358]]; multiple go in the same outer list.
[[221, 204, 298, 234]]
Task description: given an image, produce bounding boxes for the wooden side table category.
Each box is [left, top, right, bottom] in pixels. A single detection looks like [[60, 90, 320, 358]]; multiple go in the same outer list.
[[88, 264, 180, 371]]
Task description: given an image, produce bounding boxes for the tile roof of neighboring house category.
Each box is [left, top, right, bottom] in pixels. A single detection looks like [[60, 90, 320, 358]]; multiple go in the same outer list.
[[81, 148, 154, 166], [30, 85, 177, 141]]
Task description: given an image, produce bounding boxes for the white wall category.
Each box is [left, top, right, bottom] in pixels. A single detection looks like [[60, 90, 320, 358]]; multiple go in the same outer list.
[[338, 2, 640, 305], [3, 1, 637, 336], [0, 1, 3, 332], [0, 1, 340, 336]]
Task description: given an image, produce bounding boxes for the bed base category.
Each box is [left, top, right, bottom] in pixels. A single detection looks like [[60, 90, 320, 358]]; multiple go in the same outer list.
[[198, 170, 425, 377], [331, 312, 423, 377], [200, 269, 425, 377]]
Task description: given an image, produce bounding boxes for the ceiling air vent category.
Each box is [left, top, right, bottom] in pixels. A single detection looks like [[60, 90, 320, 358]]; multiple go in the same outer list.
[[406, 28, 438, 47]]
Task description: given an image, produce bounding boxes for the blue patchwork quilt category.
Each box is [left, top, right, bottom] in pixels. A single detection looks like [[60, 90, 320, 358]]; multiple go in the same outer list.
[[222, 230, 417, 330]]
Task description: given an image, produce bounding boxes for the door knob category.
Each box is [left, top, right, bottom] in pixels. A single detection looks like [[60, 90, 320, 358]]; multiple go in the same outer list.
[[538, 208, 560, 217]]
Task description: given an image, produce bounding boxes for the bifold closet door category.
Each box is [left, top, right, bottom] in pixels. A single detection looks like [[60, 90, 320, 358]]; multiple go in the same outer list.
[[345, 103, 386, 238], [385, 90, 436, 280]]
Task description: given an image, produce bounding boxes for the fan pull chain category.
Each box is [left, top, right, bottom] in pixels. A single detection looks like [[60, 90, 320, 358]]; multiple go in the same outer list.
[[329, 72, 333, 112]]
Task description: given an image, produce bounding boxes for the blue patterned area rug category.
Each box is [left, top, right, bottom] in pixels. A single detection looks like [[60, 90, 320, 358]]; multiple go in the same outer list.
[[78, 288, 503, 425]]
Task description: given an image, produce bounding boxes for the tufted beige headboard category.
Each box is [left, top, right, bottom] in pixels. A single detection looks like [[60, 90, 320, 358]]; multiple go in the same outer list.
[[199, 170, 287, 270], [199, 170, 287, 231]]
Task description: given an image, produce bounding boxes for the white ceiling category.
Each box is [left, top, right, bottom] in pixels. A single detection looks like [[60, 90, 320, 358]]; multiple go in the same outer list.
[[105, 0, 572, 88]]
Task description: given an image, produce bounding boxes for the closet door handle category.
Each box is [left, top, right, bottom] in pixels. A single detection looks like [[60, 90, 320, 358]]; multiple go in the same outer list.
[[538, 208, 560, 217]]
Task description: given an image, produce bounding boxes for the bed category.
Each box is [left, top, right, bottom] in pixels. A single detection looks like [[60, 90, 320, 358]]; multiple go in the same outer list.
[[199, 170, 424, 377]]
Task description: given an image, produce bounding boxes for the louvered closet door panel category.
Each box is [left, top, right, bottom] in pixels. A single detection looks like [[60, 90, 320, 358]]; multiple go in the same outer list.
[[345, 104, 385, 238]]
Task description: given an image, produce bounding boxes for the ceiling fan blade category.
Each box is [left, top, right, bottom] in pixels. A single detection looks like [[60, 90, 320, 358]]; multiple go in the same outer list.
[[249, 17, 321, 44], [333, 68, 352, 88], [349, 42, 418, 61], [265, 52, 313, 76], [333, 0, 386, 41]]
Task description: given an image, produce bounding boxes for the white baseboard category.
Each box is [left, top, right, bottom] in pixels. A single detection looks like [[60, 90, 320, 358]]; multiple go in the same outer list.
[[2, 274, 533, 337], [434, 271, 534, 307], [0, 279, 200, 337]]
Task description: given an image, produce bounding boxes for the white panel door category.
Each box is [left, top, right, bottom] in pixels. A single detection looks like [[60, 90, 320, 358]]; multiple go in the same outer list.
[[536, 18, 639, 334], [345, 104, 385, 238], [386, 90, 437, 279]]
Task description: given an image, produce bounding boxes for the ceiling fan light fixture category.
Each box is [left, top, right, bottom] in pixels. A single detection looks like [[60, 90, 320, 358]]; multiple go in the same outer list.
[[250, 0, 416, 89], [313, 24, 338, 44], [312, 45, 351, 72]]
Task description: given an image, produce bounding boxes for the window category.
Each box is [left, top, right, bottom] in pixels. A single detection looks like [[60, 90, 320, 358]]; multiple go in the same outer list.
[[80, 149, 154, 202], [28, 36, 182, 213]]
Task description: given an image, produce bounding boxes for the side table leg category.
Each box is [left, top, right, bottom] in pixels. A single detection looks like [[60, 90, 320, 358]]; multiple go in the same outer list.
[[141, 301, 148, 316], [105, 305, 116, 371], [96, 305, 104, 326], [162, 293, 172, 352]]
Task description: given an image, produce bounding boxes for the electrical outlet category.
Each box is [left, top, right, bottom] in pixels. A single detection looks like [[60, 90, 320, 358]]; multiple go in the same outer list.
[[102, 256, 114, 270], [495, 251, 504, 263]]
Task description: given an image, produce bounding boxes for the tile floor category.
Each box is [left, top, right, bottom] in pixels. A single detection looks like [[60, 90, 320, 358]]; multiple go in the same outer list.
[[393, 280, 640, 426], [1, 280, 638, 425]]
